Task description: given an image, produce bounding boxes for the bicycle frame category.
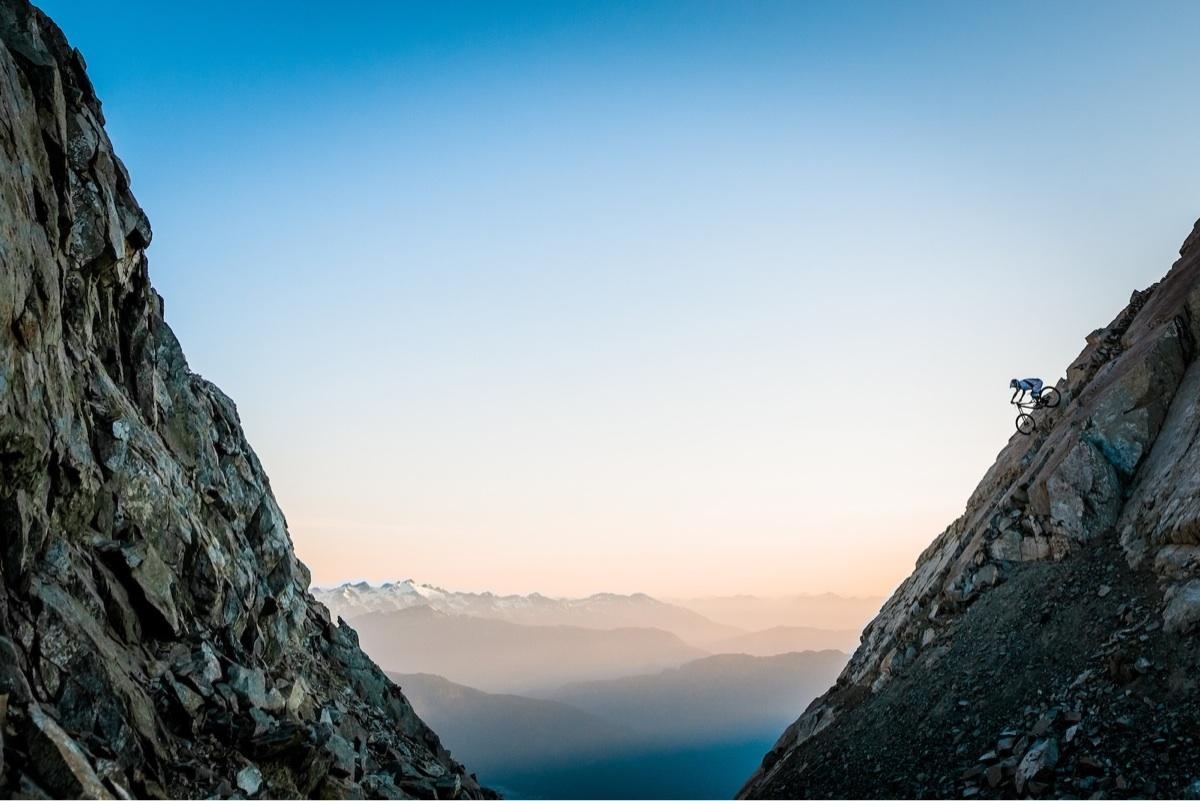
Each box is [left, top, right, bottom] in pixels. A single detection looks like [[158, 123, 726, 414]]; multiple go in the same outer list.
[[1011, 386, 1058, 435]]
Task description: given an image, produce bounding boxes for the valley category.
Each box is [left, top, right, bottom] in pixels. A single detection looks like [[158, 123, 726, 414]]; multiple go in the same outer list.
[[316, 582, 854, 797]]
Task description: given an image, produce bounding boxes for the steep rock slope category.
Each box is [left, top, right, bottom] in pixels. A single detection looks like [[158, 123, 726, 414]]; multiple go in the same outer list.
[[0, 2, 489, 798], [741, 218, 1200, 799]]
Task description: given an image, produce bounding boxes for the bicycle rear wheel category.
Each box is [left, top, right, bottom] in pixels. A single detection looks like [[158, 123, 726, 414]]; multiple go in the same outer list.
[[1016, 413, 1035, 435], [1040, 387, 1061, 408]]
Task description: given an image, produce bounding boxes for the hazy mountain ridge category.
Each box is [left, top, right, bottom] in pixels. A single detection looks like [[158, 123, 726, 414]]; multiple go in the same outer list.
[[741, 219, 1200, 798], [393, 650, 846, 799], [313, 580, 871, 652], [547, 651, 848, 745], [388, 672, 636, 769], [313, 579, 743, 646], [351, 606, 708, 693]]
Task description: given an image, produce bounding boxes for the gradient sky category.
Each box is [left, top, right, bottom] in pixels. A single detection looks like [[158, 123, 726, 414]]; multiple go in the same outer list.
[[40, 0, 1200, 598]]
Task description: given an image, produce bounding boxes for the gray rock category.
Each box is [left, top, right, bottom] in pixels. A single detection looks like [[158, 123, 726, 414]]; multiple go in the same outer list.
[[326, 733, 358, 778], [1164, 579, 1200, 634], [434, 773, 462, 799], [1019, 536, 1051, 562], [226, 664, 285, 712], [1014, 738, 1058, 795], [236, 765, 263, 796], [284, 677, 314, 720], [27, 705, 112, 799], [989, 530, 1023, 562], [169, 678, 205, 716]]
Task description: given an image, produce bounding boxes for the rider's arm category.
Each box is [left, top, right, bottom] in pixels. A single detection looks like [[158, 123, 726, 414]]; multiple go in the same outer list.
[[1011, 387, 1020, 403]]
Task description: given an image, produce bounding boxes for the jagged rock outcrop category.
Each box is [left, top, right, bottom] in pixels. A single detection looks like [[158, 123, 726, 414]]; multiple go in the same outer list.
[[740, 219, 1200, 799], [0, 2, 492, 797]]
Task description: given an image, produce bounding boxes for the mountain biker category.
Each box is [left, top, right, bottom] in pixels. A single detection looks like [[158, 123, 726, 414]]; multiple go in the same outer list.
[[1010, 377, 1044, 404]]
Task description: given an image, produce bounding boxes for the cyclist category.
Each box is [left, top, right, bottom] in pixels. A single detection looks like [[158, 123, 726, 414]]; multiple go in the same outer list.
[[1010, 377, 1044, 404]]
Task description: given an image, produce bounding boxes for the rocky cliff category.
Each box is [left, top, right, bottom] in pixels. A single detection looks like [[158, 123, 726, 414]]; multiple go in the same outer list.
[[0, 2, 491, 797], [739, 219, 1200, 798]]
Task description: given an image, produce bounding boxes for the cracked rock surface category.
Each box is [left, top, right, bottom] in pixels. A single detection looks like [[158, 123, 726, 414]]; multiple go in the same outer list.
[[740, 220, 1200, 799], [0, 1, 492, 797]]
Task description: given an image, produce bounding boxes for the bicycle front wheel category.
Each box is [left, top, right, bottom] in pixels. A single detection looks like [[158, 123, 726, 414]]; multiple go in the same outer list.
[[1016, 413, 1035, 435], [1040, 387, 1061, 408]]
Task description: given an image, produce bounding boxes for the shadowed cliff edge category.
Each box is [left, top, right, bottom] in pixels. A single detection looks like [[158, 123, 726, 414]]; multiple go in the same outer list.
[[0, 1, 492, 797], [740, 218, 1200, 798]]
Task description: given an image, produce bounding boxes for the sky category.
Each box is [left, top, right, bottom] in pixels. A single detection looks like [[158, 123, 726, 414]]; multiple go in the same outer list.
[[40, 0, 1200, 598]]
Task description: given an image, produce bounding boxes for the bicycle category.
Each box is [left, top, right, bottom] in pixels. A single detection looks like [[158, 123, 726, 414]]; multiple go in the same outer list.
[[1012, 387, 1061, 435]]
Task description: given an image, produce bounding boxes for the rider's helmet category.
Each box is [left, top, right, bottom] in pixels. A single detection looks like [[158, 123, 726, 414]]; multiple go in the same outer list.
[[1010, 379, 1020, 389]]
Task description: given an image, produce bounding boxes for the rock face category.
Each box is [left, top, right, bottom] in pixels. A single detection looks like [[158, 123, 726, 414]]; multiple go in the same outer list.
[[740, 218, 1200, 799], [0, 2, 491, 797]]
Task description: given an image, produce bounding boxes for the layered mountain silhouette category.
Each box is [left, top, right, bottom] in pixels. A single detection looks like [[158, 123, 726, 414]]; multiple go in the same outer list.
[[317, 582, 862, 694], [388, 672, 637, 770], [394, 651, 846, 799], [741, 218, 1200, 798], [349, 606, 707, 693], [0, 2, 488, 797], [546, 651, 848, 745]]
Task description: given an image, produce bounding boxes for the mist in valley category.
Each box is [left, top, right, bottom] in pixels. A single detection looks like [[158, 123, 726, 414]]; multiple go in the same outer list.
[[315, 581, 866, 797]]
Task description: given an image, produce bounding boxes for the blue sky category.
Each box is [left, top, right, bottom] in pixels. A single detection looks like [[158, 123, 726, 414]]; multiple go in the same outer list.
[[41, 0, 1200, 595]]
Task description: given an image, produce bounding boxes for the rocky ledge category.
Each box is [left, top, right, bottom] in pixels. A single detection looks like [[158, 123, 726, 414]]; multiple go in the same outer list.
[[0, 1, 492, 797]]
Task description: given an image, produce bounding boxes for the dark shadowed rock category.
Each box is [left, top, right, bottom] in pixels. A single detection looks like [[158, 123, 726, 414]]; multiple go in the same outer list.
[[0, 1, 493, 797], [26, 706, 111, 799]]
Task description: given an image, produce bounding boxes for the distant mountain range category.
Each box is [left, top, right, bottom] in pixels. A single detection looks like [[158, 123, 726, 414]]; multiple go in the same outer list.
[[388, 672, 635, 769], [317, 581, 865, 695], [352, 606, 706, 693], [392, 649, 846, 799], [545, 651, 848, 745], [313, 579, 741, 646], [312, 580, 874, 647]]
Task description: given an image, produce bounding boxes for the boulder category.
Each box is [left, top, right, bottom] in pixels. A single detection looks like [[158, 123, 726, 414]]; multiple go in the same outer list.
[[326, 732, 358, 778], [110, 542, 181, 636], [1014, 738, 1058, 795], [1164, 579, 1200, 633], [236, 765, 263, 796], [226, 664, 285, 713], [26, 705, 113, 799], [989, 530, 1023, 562]]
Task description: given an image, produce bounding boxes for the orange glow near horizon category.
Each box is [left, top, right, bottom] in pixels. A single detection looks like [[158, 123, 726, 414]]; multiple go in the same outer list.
[[287, 500, 957, 599]]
